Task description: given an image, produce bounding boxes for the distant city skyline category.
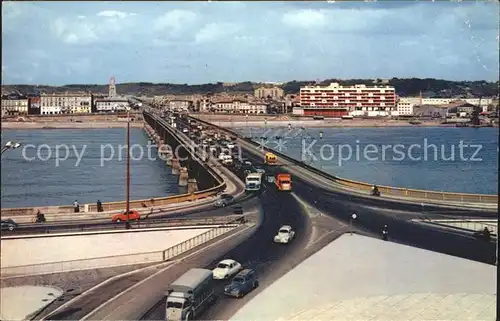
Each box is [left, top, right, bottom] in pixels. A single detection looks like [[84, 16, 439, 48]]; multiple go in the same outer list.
[[2, 1, 499, 85]]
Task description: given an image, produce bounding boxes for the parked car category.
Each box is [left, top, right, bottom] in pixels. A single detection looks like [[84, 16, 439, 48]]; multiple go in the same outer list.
[[213, 259, 242, 279], [213, 194, 234, 207], [182, 128, 189, 133], [224, 268, 259, 298], [1, 219, 18, 231], [274, 225, 295, 244], [112, 210, 141, 223]]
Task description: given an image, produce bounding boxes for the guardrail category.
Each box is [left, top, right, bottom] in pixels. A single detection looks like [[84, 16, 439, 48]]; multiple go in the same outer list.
[[1, 115, 228, 218], [191, 116, 498, 205], [420, 219, 498, 235], [1, 225, 238, 277], [3, 215, 246, 236]]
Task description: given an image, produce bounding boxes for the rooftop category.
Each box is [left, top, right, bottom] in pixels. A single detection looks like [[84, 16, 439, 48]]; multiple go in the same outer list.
[[231, 234, 496, 321]]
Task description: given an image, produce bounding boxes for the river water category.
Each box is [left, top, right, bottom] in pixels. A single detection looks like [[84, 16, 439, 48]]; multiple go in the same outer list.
[[1, 128, 183, 208], [236, 126, 498, 194]]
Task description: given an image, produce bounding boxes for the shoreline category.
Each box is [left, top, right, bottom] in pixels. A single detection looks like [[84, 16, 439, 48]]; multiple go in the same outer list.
[[1, 121, 144, 130], [203, 120, 487, 128]]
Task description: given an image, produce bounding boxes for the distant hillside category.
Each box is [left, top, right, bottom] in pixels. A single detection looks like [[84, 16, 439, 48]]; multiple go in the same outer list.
[[2, 78, 498, 98]]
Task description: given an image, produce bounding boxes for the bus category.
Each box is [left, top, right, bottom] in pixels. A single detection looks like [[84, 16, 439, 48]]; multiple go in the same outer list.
[[264, 152, 278, 165]]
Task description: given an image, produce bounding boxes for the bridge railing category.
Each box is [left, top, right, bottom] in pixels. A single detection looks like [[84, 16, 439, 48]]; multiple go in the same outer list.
[[191, 116, 498, 205], [1, 225, 238, 277]]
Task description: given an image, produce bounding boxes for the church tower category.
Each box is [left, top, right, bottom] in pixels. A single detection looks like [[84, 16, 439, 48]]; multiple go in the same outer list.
[[109, 76, 116, 97]]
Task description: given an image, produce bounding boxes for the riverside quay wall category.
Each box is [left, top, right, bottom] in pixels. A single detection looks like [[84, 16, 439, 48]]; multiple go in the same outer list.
[[1, 116, 225, 217]]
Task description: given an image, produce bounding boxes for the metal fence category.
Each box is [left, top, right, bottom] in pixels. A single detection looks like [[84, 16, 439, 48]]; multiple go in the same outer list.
[[191, 116, 498, 205], [1, 225, 238, 277], [424, 219, 498, 235]]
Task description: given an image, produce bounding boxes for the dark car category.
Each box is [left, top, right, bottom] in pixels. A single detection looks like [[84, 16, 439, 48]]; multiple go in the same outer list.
[[224, 269, 258, 298], [213, 194, 234, 207], [232, 206, 243, 215], [1, 219, 18, 231]]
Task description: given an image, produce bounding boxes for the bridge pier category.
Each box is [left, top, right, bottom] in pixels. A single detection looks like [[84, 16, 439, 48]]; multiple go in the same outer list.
[[172, 158, 180, 175], [179, 167, 189, 186], [187, 178, 198, 194]]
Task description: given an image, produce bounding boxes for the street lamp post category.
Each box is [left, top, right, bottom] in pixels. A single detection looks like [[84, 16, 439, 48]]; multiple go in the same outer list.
[[125, 108, 131, 229], [1, 141, 22, 154]]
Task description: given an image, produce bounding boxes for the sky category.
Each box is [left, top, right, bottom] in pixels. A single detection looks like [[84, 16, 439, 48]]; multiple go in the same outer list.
[[2, 1, 499, 85]]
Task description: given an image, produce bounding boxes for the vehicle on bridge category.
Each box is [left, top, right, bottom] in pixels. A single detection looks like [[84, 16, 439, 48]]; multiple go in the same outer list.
[[112, 210, 140, 223], [165, 268, 216, 321], [213, 194, 234, 207], [213, 259, 242, 279], [275, 173, 292, 191], [274, 225, 295, 244], [245, 172, 263, 192], [264, 152, 278, 165], [224, 268, 259, 298], [1, 218, 18, 231]]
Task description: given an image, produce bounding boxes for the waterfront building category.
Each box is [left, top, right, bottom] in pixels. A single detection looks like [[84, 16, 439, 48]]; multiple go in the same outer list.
[[300, 82, 396, 117], [167, 100, 190, 111], [397, 97, 494, 116], [94, 97, 129, 113], [212, 98, 267, 113], [1, 95, 29, 115], [28, 96, 41, 115], [40, 92, 92, 115], [254, 87, 285, 100]]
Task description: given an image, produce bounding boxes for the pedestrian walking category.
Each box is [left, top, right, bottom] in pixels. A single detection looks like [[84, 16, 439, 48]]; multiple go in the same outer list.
[[73, 200, 80, 213], [97, 200, 103, 212]]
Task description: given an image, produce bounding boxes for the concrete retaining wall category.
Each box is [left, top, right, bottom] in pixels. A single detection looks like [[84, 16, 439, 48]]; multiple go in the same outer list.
[[1, 225, 237, 276]]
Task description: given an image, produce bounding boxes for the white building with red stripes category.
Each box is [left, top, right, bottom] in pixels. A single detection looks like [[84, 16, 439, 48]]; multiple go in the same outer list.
[[299, 82, 396, 117]]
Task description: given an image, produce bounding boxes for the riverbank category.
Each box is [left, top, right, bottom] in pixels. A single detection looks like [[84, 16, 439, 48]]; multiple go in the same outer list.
[[205, 119, 450, 128], [1, 121, 144, 130]]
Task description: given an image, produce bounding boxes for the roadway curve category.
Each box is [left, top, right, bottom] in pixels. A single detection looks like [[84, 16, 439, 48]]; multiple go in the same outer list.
[[140, 165, 311, 320], [133, 111, 496, 321]]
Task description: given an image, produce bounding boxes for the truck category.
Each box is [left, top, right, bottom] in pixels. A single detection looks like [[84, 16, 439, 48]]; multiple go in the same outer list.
[[165, 268, 216, 321], [245, 172, 263, 192], [275, 173, 292, 191], [264, 152, 277, 165]]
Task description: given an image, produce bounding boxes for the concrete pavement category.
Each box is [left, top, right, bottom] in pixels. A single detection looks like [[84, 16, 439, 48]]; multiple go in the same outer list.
[[0, 286, 64, 320], [231, 234, 496, 321]]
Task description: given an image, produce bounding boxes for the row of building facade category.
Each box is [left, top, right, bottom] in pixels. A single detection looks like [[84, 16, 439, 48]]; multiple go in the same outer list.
[[2, 81, 497, 117], [1, 93, 130, 116]]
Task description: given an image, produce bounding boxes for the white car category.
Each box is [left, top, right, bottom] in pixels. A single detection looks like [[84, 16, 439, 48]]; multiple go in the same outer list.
[[227, 143, 235, 149], [274, 225, 295, 244], [213, 259, 242, 279], [182, 128, 189, 133]]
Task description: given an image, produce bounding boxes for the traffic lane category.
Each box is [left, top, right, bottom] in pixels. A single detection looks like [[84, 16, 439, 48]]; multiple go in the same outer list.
[[141, 184, 310, 320], [236, 147, 496, 215], [292, 181, 496, 265], [2, 196, 258, 236], [195, 185, 310, 320], [292, 178, 496, 220]]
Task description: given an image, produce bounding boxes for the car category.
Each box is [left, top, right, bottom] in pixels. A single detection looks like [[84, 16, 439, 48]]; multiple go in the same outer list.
[[1, 218, 18, 231], [226, 143, 235, 149], [213, 259, 242, 280], [274, 225, 295, 244], [224, 269, 259, 298], [253, 167, 266, 174], [112, 210, 141, 223], [182, 128, 189, 133], [213, 194, 234, 207]]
